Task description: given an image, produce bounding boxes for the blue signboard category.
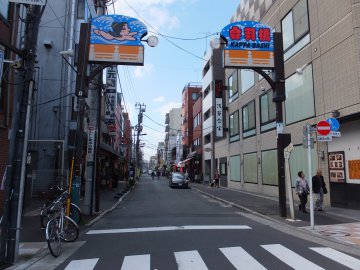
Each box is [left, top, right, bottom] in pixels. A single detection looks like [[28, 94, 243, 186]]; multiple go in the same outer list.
[[89, 15, 148, 65], [220, 21, 274, 68], [326, 118, 340, 131]]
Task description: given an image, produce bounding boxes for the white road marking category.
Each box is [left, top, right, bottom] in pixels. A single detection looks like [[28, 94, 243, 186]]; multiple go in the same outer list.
[[86, 225, 251, 235], [174, 250, 208, 270], [121, 254, 150, 270], [220, 246, 267, 270], [261, 244, 325, 270], [310, 247, 360, 270], [64, 258, 98, 270]]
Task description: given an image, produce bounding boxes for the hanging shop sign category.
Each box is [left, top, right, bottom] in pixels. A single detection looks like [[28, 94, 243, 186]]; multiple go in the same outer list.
[[220, 21, 274, 69], [89, 15, 147, 65], [104, 66, 117, 127], [214, 80, 223, 137]]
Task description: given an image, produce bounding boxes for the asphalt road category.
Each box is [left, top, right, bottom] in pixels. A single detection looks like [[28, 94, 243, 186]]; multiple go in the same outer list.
[[53, 175, 360, 270]]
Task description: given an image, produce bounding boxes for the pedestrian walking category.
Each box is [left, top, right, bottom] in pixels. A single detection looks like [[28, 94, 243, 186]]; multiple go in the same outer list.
[[312, 169, 327, 211], [213, 169, 220, 188], [295, 171, 310, 213]]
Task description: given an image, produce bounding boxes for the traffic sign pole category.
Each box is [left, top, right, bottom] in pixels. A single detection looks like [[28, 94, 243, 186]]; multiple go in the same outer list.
[[307, 124, 315, 230]]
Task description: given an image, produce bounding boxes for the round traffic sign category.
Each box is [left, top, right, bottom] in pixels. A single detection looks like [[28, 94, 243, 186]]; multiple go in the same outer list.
[[317, 121, 331, 136], [326, 118, 340, 131]]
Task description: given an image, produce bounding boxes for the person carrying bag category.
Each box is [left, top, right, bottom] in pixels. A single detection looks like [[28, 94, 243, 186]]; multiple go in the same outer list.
[[296, 171, 310, 213]]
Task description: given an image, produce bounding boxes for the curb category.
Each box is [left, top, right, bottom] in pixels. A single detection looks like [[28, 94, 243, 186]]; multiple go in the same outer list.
[[85, 186, 134, 227], [8, 185, 135, 270], [191, 187, 360, 257]]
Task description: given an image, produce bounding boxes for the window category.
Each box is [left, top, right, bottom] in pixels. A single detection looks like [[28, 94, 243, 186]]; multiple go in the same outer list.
[[241, 69, 254, 93], [220, 162, 227, 175], [285, 64, 314, 124], [242, 101, 256, 138], [192, 92, 198, 101], [289, 146, 318, 187], [260, 90, 276, 132], [244, 153, 257, 183], [77, 0, 85, 19], [228, 71, 238, 103], [229, 111, 240, 142], [281, 0, 310, 60], [230, 155, 241, 182], [0, 0, 9, 19], [262, 149, 278, 185], [193, 113, 201, 129]]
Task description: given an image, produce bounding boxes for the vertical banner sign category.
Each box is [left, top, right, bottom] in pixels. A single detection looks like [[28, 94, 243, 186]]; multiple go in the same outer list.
[[0, 47, 4, 84], [89, 15, 148, 65], [215, 80, 223, 137], [105, 66, 117, 136], [220, 21, 274, 68], [86, 125, 96, 164]]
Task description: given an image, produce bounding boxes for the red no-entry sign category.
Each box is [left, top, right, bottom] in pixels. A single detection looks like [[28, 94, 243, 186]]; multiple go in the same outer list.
[[317, 121, 331, 136]]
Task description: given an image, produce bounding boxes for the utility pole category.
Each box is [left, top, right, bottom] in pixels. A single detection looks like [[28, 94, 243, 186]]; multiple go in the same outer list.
[[135, 103, 146, 179], [0, 4, 45, 264], [83, 0, 106, 216]]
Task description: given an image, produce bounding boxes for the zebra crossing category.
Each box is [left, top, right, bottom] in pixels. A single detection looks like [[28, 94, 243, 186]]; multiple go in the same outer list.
[[63, 244, 360, 270]]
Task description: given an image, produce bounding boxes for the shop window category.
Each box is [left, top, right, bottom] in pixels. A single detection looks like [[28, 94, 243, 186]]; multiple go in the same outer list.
[[282, 0, 310, 60], [242, 100, 256, 138], [241, 69, 254, 93], [244, 153, 257, 183], [260, 90, 276, 132], [262, 149, 278, 185], [289, 145, 318, 187], [228, 71, 238, 103], [77, 0, 85, 19], [220, 162, 227, 175], [229, 110, 240, 142], [230, 155, 241, 182], [285, 64, 314, 124]]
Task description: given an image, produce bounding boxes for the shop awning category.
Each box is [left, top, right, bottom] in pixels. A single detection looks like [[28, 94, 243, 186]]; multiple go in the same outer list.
[[177, 157, 193, 167], [99, 142, 121, 158]]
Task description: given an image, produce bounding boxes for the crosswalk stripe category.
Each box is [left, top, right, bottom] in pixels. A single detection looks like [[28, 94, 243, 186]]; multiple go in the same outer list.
[[86, 225, 251, 235], [121, 254, 150, 270], [64, 258, 99, 270], [261, 244, 325, 270], [310, 247, 360, 270], [220, 246, 267, 270], [174, 250, 208, 270]]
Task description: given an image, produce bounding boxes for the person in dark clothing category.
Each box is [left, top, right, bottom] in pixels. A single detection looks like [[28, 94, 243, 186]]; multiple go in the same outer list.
[[296, 171, 310, 213], [312, 169, 327, 211]]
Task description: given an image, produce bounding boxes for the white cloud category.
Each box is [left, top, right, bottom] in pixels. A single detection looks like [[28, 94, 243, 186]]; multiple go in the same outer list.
[[152, 96, 165, 102], [133, 63, 154, 78], [113, 0, 180, 31], [153, 101, 182, 115]]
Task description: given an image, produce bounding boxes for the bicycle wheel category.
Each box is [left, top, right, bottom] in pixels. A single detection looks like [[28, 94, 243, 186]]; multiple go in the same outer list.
[[46, 219, 61, 257], [62, 216, 79, 242]]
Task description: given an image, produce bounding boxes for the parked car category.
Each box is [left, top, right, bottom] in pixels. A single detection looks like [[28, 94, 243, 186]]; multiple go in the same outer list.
[[169, 172, 189, 188]]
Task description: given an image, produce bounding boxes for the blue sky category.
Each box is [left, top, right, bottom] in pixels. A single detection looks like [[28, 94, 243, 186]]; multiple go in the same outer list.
[[111, 0, 240, 160]]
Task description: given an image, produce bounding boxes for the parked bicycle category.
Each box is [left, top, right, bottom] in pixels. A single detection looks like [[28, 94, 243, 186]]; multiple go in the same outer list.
[[46, 200, 79, 257], [40, 185, 81, 228]]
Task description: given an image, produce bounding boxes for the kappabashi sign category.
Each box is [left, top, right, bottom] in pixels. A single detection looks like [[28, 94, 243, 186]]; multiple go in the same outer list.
[[89, 15, 148, 65], [220, 21, 274, 68]]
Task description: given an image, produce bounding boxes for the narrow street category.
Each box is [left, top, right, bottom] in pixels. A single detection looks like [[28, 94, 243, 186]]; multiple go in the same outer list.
[[46, 175, 360, 270]]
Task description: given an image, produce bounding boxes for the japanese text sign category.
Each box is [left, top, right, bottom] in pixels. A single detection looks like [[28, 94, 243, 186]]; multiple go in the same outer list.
[[221, 21, 274, 68], [105, 66, 117, 127], [89, 15, 147, 65]]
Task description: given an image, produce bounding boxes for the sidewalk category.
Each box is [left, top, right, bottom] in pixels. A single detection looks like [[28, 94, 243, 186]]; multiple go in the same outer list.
[[9, 180, 130, 268], [191, 183, 360, 249]]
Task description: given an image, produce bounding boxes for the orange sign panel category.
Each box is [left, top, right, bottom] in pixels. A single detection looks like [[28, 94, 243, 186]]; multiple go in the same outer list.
[[348, 160, 360, 179]]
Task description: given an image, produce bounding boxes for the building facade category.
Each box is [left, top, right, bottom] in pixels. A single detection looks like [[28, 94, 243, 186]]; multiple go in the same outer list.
[[201, 48, 225, 184], [181, 83, 201, 162], [164, 108, 181, 168], [214, 0, 360, 209]]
